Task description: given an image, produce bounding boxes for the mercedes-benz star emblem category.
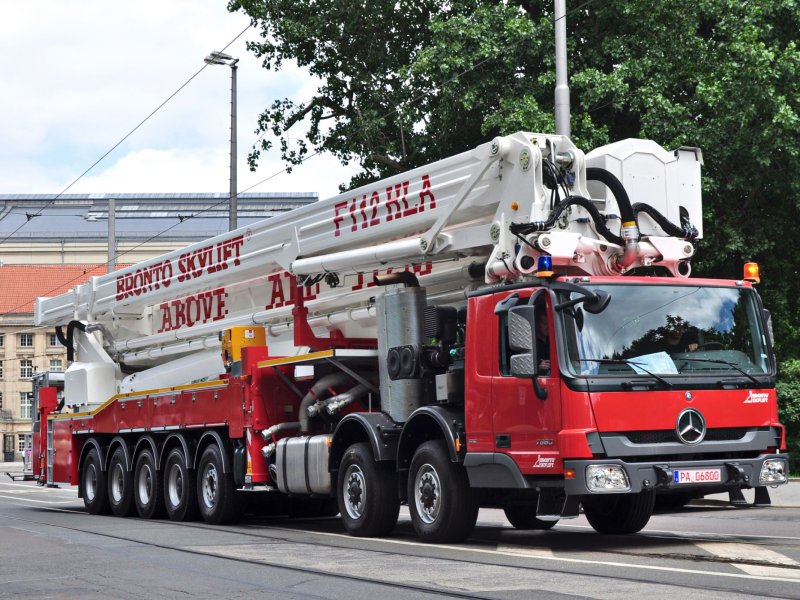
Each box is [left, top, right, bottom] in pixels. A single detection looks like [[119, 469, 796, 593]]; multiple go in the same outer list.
[[676, 408, 706, 445]]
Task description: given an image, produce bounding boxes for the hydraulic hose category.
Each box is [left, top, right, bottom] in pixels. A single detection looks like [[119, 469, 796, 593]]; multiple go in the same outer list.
[[298, 371, 354, 432], [585, 167, 635, 224], [55, 320, 86, 363], [510, 195, 624, 247], [633, 203, 698, 240], [586, 167, 640, 269]]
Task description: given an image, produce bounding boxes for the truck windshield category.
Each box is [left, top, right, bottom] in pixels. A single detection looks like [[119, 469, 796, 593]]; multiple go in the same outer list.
[[561, 284, 770, 377]]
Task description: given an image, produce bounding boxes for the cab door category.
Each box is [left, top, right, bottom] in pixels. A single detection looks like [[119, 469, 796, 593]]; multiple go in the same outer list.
[[491, 292, 562, 476]]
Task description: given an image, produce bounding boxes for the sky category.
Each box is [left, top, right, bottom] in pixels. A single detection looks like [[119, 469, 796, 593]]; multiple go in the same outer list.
[[0, 1, 359, 201]]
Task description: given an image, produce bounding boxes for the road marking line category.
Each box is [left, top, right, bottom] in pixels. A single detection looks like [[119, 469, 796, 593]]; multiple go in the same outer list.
[[496, 544, 554, 558], [261, 525, 800, 583], [696, 542, 800, 567], [0, 494, 77, 505], [556, 522, 800, 542], [734, 564, 800, 581]]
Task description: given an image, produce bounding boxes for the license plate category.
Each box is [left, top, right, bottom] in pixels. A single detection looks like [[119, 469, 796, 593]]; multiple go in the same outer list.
[[673, 468, 723, 484]]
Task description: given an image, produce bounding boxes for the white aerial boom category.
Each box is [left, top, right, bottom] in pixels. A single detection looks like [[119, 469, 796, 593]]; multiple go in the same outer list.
[[35, 132, 702, 401]]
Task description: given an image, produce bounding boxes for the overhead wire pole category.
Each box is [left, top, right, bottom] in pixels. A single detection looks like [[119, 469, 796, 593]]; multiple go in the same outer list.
[[204, 51, 240, 231], [554, 0, 571, 137]]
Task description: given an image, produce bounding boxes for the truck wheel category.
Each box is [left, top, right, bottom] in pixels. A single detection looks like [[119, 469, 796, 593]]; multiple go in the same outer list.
[[196, 444, 239, 525], [134, 448, 164, 519], [163, 447, 199, 521], [82, 447, 109, 515], [337, 442, 399, 537], [504, 504, 558, 530], [583, 490, 655, 534], [408, 440, 478, 543], [108, 446, 135, 517]]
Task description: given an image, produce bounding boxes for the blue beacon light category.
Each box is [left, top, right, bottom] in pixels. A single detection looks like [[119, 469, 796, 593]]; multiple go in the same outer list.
[[537, 255, 554, 277]]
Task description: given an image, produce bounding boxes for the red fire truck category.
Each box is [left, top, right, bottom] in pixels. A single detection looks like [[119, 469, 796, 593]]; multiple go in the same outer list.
[[32, 132, 788, 542]]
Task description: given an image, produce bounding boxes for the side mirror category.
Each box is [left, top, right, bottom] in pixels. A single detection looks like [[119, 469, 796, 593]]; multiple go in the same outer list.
[[583, 290, 611, 314]]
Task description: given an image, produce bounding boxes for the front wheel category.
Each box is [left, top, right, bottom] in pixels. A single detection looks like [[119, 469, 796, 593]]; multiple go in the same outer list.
[[196, 444, 238, 525], [408, 440, 478, 543], [337, 442, 399, 537], [583, 491, 655, 534]]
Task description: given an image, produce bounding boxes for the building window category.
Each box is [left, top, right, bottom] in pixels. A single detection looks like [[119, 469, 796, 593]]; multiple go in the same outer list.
[[20, 392, 32, 420], [49, 359, 63, 372], [20, 359, 34, 379], [0, 392, 3, 409], [49, 333, 59, 347], [0, 360, 3, 380], [0, 334, 4, 347], [18, 434, 28, 453], [18, 333, 33, 348]]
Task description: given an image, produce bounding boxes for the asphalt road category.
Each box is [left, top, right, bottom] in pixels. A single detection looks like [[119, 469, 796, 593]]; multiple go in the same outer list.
[[1, 472, 798, 599]]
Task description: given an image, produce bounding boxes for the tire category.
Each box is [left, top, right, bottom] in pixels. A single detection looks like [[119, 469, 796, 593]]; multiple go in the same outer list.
[[583, 491, 656, 534], [163, 447, 199, 522], [504, 504, 558, 530], [134, 447, 165, 519], [337, 442, 399, 537], [407, 440, 479, 543], [82, 446, 109, 515], [196, 444, 239, 525], [107, 446, 135, 517]]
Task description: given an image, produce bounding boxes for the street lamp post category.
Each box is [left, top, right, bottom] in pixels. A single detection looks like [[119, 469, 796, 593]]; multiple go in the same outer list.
[[204, 50, 239, 231], [108, 197, 116, 273]]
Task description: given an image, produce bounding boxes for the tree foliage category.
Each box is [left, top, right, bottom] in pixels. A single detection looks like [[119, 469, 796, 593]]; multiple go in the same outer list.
[[230, 1, 800, 369]]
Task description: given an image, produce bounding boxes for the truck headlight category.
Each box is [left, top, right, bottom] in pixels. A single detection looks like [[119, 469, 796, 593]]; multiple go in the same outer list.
[[759, 459, 787, 485], [586, 464, 631, 492]]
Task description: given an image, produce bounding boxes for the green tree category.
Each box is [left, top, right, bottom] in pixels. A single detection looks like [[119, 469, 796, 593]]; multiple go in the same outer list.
[[230, 0, 800, 363], [777, 359, 800, 473]]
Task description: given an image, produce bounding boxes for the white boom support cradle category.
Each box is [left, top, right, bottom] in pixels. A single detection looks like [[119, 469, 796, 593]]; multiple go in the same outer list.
[[35, 132, 702, 401]]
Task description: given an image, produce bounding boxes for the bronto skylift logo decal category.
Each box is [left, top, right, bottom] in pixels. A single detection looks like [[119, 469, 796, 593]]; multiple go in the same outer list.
[[743, 391, 769, 404]]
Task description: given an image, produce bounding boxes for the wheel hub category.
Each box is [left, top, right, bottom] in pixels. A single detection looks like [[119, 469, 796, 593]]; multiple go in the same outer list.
[[167, 464, 184, 507], [414, 464, 441, 524], [137, 464, 153, 505], [201, 464, 218, 509], [343, 465, 366, 519]]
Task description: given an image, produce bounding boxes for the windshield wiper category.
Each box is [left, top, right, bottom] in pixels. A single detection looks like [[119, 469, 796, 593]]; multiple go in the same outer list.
[[577, 358, 673, 389], [674, 357, 760, 385]]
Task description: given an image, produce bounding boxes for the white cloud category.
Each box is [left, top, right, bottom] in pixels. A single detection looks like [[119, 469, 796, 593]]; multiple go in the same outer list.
[[0, 0, 360, 200]]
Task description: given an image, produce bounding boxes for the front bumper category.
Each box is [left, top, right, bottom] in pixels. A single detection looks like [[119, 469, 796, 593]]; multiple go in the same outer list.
[[564, 454, 788, 495]]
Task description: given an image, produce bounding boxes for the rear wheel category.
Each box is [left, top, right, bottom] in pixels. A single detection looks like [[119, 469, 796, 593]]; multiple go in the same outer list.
[[163, 447, 199, 521], [82, 446, 109, 515], [108, 446, 135, 517], [196, 444, 238, 525], [408, 440, 478, 543], [337, 442, 399, 537], [134, 447, 164, 519], [504, 503, 558, 530], [583, 491, 655, 534]]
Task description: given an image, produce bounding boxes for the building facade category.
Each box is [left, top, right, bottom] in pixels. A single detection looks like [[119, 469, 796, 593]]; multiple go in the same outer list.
[[0, 265, 96, 461]]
